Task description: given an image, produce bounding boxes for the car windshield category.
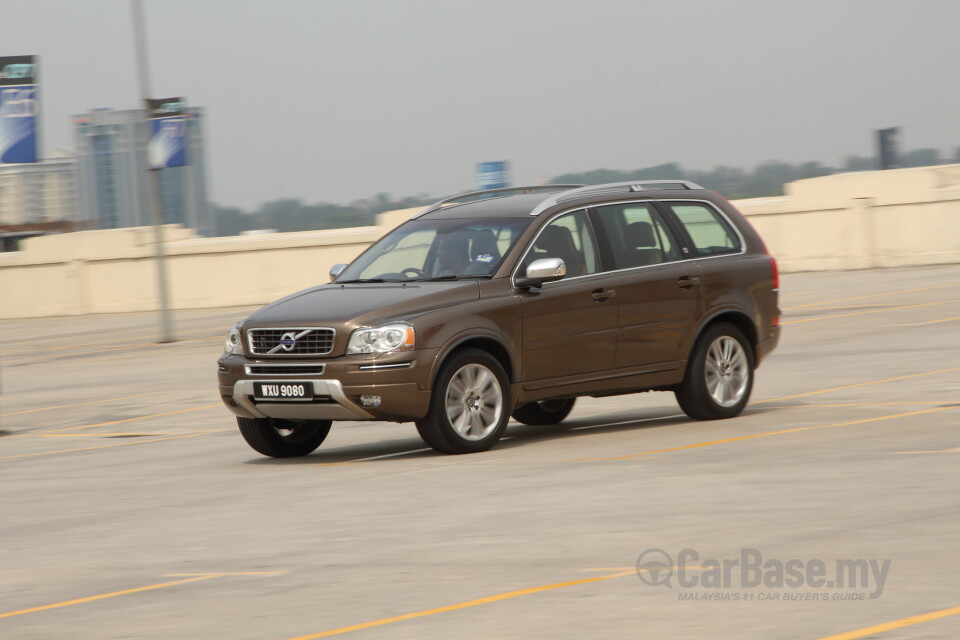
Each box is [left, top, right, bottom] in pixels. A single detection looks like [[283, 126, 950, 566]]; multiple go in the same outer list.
[[337, 217, 532, 282]]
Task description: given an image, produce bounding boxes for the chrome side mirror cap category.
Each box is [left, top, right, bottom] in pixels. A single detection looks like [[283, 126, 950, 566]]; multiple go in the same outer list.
[[515, 257, 566, 289], [329, 263, 347, 282]]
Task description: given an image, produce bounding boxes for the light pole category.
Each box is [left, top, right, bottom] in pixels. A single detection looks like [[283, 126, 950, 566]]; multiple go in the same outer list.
[[130, 0, 174, 343]]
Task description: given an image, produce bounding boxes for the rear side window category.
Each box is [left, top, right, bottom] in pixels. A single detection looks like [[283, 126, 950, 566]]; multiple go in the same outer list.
[[664, 202, 741, 256], [591, 202, 681, 269]]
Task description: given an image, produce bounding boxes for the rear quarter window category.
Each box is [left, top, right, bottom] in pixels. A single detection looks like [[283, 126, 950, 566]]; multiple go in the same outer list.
[[664, 202, 741, 256]]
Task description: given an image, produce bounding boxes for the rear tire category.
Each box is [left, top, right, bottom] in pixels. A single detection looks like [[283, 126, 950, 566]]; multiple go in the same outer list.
[[416, 348, 510, 454], [675, 322, 754, 420], [237, 417, 331, 458], [511, 398, 576, 425]]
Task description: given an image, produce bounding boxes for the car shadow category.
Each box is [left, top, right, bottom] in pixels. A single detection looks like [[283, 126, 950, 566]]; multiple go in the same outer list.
[[241, 402, 784, 466]]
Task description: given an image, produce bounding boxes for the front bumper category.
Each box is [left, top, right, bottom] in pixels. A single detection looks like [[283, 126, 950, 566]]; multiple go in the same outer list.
[[217, 350, 437, 422]]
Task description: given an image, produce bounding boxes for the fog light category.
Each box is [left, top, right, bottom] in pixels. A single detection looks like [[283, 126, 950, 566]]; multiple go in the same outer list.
[[360, 395, 382, 408]]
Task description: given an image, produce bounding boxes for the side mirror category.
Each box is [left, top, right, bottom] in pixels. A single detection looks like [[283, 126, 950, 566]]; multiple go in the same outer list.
[[329, 263, 347, 282], [515, 258, 566, 289]]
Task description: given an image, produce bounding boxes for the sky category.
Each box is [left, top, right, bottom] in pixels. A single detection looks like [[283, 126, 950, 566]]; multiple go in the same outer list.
[[7, 0, 960, 210]]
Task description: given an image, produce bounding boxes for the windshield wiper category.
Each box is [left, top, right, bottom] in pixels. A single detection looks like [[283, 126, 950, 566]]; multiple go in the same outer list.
[[416, 275, 494, 281], [336, 278, 386, 283]]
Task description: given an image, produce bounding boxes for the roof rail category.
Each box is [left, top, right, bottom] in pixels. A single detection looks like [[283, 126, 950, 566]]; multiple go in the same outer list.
[[414, 184, 584, 219], [529, 180, 705, 216]]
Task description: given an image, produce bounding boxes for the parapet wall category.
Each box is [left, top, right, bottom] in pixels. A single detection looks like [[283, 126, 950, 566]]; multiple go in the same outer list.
[[737, 164, 960, 272], [2, 166, 959, 319]]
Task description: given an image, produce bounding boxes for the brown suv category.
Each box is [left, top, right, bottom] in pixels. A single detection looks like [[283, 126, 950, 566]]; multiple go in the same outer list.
[[217, 181, 780, 457]]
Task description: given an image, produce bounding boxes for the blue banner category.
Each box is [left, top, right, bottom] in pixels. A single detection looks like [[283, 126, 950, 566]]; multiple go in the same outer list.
[[0, 86, 38, 163], [476, 161, 510, 191], [0, 54, 39, 164], [147, 116, 188, 169]]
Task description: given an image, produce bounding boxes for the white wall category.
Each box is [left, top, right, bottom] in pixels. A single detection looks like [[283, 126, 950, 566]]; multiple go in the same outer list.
[[2, 166, 959, 319]]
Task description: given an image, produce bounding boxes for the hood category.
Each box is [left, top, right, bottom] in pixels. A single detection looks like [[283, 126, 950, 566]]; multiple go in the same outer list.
[[245, 281, 481, 328]]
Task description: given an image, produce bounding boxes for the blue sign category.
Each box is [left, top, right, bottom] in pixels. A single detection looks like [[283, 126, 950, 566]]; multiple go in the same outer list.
[[477, 161, 510, 191], [0, 85, 38, 164], [147, 116, 188, 169]]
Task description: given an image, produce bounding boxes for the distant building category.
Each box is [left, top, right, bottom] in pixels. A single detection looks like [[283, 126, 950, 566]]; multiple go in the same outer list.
[[0, 149, 80, 226], [72, 107, 210, 234]]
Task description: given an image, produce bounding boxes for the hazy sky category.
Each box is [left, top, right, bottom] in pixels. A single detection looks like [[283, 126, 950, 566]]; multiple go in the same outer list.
[[8, 0, 960, 209]]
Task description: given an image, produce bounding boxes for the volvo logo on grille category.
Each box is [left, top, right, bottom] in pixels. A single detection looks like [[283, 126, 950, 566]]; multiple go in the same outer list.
[[279, 332, 298, 351]]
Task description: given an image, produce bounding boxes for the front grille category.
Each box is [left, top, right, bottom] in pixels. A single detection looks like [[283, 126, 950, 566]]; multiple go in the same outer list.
[[245, 364, 326, 375], [247, 328, 335, 356]]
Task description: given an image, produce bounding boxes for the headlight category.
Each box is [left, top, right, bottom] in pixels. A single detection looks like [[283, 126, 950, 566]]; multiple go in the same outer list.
[[347, 322, 415, 354], [224, 324, 243, 355]]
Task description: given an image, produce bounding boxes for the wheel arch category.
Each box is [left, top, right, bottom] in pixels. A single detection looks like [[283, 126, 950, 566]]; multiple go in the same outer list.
[[430, 333, 516, 389], [690, 309, 758, 365]]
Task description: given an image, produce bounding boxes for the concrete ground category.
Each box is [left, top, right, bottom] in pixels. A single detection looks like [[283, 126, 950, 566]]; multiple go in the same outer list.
[[1, 264, 958, 639]]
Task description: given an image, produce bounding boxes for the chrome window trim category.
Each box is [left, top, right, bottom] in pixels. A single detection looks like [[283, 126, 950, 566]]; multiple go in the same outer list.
[[529, 181, 705, 217], [246, 327, 337, 356], [510, 198, 746, 289]]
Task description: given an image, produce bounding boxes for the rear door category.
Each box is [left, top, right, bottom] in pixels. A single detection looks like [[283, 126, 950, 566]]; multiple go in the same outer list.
[[590, 201, 703, 370], [657, 199, 747, 320], [518, 209, 618, 386]]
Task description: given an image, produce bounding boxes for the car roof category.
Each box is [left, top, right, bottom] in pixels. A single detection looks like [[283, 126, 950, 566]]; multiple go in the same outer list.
[[416, 181, 712, 220]]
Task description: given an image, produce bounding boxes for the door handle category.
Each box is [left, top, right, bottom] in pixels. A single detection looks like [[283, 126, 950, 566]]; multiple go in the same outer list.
[[677, 276, 701, 289], [591, 288, 616, 301]]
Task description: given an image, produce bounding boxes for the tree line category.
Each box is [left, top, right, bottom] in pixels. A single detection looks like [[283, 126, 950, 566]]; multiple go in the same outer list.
[[211, 147, 959, 236]]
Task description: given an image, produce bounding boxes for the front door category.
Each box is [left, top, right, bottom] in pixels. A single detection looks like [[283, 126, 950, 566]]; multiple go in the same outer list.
[[518, 209, 618, 385]]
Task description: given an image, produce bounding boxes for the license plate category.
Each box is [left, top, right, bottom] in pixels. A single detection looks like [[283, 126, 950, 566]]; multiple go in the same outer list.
[[253, 381, 313, 401]]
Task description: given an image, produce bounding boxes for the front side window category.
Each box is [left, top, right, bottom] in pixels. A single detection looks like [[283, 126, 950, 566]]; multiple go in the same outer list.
[[520, 209, 600, 278], [664, 202, 741, 256], [337, 217, 532, 282], [592, 202, 681, 269]]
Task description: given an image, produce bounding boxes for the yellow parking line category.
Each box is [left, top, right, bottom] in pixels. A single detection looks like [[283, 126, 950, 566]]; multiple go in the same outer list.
[[756, 366, 960, 404], [795, 402, 947, 407], [800, 303, 910, 310], [0, 574, 219, 619], [35, 403, 222, 435], [781, 299, 959, 325], [284, 569, 635, 639], [571, 406, 957, 462], [164, 571, 286, 577], [3, 337, 211, 365], [2, 341, 160, 365], [0, 323, 227, 356], [36, 433, 166, 438], [784, 283, 960, 310], [893, 314, 960, 327], [0, 392, 158, 418], [85, 342, 217, 364], [0, 430, 231, 461], [814, 605, 960, 640], [0, 571, 284, 619]]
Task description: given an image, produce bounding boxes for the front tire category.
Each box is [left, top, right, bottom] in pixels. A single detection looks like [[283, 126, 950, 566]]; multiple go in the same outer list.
[[511, 398, 576, 425], [675, 322, 754, 420], [416, 348, 510, 454], [237, 417, 331, 458]]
